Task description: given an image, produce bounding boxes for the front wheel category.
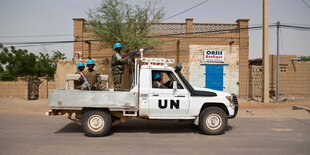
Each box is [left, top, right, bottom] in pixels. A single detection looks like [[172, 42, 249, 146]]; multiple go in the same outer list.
[[81, 110, 111, 137], [199, 107, 227, 135]]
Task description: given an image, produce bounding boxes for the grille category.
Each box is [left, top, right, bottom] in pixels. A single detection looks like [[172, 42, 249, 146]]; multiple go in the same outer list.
[[232, 95, 238, 106]]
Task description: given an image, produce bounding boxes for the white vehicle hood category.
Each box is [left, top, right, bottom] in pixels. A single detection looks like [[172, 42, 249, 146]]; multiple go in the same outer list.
[[193, 87, 231, 96]]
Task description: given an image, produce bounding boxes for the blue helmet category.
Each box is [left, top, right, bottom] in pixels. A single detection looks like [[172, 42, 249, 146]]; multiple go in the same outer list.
[[76, 62, 85, 68], [153, 72, 161, 80], [114, 43, 122, 49], [86, 59, 95, 65]]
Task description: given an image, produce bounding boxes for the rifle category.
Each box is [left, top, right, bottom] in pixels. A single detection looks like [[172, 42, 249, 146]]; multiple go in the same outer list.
[[80, 72, 91, 90], [122, 47, 153, 58]]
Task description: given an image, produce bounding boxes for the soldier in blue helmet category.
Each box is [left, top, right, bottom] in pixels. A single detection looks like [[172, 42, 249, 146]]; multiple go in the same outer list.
[[74, 62, 85, 89], [111, 43, 127, 91], [78, 59, 100, 90], [75, 62, 85, 74], [152, 72, 167, 88]]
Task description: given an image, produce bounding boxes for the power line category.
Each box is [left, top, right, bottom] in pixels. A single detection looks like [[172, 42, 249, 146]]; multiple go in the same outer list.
[[281, 22, 310, 27], [280, 24, 310, 29], [0, 34, 73, 38], [6, 42, 73, 48], [302, 0, 310, 9], [160, 0, 210, 22], [1, 24, 310, 47], [1, 40, 97, 45]]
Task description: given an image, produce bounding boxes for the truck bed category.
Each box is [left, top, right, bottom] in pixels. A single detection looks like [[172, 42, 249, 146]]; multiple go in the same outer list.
[[48, 89, 138, 110]]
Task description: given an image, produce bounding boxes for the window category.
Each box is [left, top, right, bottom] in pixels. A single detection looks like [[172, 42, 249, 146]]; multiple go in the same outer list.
[[280, 66, 286, 73], [151, 70, 184, 89], [280, 64, 288, 73]]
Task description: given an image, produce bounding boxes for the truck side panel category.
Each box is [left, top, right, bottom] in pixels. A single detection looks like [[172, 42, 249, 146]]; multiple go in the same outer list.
[[48, 89, 138, 110]]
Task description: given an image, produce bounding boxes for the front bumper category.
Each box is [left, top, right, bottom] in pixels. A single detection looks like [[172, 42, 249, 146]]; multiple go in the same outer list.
[[228, 95, 238, 118]]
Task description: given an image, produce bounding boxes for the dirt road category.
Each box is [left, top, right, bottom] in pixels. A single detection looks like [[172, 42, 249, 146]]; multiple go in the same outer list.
[[0, 97, 309, 155]]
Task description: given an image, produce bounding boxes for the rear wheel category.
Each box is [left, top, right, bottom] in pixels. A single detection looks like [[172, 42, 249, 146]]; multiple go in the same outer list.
[[199, 107, 227, 135], [81, 110, 111, 137]]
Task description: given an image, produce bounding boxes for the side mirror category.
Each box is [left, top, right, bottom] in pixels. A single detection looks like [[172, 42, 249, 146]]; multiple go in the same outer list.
[[173, 81, 177, 91]]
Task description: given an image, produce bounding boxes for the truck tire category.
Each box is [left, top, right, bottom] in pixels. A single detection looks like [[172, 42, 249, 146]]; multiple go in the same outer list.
[[81, 110, 111, 137], [199, 107, 227, 135]]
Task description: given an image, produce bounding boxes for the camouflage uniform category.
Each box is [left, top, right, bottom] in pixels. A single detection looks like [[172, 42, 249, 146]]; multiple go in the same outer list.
[[111, 52, 126, 91], [80, 69, 100, 90], [74, 70, 83, 89]]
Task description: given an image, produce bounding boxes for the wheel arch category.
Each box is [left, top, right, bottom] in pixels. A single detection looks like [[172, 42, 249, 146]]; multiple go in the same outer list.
[[200, 102, 229, 116]]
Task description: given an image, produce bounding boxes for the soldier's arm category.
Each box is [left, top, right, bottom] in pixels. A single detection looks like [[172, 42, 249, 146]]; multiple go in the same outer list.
[[78, 73, 84, 83], [116, 54, 127, 64], [95, 72, 100, 85], [159, 84, 167, 88]]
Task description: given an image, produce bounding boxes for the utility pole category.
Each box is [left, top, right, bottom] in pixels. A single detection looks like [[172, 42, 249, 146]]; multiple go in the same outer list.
[[262, 0, 269, 103], [85, 41, 92, 59], [276, 21, 280, 101]]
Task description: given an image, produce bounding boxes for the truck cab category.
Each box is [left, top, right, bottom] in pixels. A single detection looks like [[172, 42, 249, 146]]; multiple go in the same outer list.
[[47, 57, 238, 137]]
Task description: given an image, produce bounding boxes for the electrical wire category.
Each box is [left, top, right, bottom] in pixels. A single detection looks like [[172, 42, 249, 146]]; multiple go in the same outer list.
[[1, 24, 309, 47], [1, 40, 97, 45], [281, 22, 310, 27], [302, 0, 310, 9], [5, 42, 73, 48], [0, 34, 73, 38], [160, 0, 210, 22], [280, 24, 310, 30], [279, 24, 310, 32]]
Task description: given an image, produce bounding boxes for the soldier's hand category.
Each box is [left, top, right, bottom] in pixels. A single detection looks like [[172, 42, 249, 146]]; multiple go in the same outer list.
[[78, 76, 84, 82], [91, 86, 97, 90]]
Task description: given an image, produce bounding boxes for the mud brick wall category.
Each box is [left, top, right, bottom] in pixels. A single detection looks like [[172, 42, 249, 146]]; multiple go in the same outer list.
[[249, 55, 310, 98], [39, 78, 56, 99], [269, 55, 310, 97], [0, 78, 57, 100], [249, 66, 263, 98], [0, 81, 28, 99]]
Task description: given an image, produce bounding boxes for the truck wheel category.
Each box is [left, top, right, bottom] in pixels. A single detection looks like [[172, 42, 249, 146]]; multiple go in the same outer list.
[[199, 107, 227, 135], [81, 110, 111, 137]]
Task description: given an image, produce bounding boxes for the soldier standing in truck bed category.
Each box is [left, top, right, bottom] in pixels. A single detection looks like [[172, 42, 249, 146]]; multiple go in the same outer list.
[[111, 43, 126, 91]]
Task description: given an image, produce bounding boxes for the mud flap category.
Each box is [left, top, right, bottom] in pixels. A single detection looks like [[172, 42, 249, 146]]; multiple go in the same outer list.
[[193, 116, 199, 125]]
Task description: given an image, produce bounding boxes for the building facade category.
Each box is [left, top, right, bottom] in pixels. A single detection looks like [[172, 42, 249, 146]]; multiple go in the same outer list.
[[72, 18, 249, 98]]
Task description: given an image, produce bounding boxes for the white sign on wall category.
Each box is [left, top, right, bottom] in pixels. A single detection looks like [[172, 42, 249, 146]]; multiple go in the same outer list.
[[203, 50, 225, 62]]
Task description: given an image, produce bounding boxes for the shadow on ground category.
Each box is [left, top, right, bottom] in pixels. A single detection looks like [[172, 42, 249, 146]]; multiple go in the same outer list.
[[54, 120, 233, 135], [54, 123, 83, 133]]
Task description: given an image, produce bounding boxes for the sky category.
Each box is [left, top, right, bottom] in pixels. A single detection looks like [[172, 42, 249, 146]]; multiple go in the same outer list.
[[0, 0, 310, 59]]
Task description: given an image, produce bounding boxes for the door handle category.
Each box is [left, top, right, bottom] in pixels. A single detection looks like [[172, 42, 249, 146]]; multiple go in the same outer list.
[[175, 95, 185, 97], [153, 94, 159, 96]]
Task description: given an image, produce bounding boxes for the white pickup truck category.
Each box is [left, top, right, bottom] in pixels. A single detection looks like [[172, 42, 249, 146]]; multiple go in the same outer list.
[[47, 57, 238, 137]]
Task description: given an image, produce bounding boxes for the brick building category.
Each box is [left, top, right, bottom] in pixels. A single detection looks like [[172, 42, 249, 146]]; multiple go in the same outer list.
[[249, 55, 310, 98], [72, 18, 249, 98]]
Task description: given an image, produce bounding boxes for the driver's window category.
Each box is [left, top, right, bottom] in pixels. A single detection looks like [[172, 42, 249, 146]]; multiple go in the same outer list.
[[151, 71, 184, 89]]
